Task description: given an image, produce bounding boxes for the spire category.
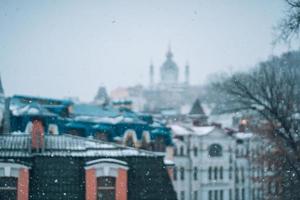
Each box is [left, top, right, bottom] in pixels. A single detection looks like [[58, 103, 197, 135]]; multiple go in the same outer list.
[[189, 98, 205, 116], [166, 44, 173, 59], [185, 62, 190, 85], [0, 74, 4, 94], [149, 61, 154, 87]]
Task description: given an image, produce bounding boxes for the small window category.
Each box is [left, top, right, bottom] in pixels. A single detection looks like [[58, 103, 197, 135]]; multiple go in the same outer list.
[[0, 177, 17, 200], [180, 167, 185, 180], [193, 147, 198, 157], [97, 176, 116, 200], [180, 146, 184, 156], [193, 167, 198, 180], [174, 167, 177, 181], [209, 144, 222, 157]]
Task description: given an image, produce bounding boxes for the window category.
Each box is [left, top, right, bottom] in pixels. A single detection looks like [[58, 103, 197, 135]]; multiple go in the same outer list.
[[174, 147, 177, 156], [208, 190, 212, 200], [235, 168, 239, 183], [97, 177, 116, 200], [208, 167, 212, 180], [85, 159, 128, 200], [220, 190, 223, 200], [235, 188, 239, 200], [180, 146, 184, 156], [173, 167, 177, 181], [180, 167, 185, 180], [209, 144, 222, 157], [241, 188, 245, 200], [214, 167, 218, 180], [229, 167, 232, 179], [0, 177, 17, 200], [219, 167, 223, 180], [180, 191, 185, 200], [193, 147, 198, 157], [154, 136, 166, 152], [95, 132, 108, 141], [214, 190, 218, 200], [194, 191, 198, 200], [229, 189, 232, 200], [193, 167, 198, 180], [241, 167, 245, 183]]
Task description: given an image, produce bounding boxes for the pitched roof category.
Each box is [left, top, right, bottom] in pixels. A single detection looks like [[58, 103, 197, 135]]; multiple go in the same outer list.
[[0, 134, 158, 158], [189, 98, 206, 115]]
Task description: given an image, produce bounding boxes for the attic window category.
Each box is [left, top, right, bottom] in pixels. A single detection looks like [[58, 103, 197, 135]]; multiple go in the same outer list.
[[97, 177, 116, 200], [209, 144, 222, 157]]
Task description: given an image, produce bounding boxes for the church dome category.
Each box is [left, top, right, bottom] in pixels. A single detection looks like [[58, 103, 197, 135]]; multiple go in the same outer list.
[[160, 48, 179, 85]]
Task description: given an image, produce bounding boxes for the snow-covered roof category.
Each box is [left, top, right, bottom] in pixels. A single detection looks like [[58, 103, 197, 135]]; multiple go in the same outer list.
[[234, 132, 253, 139], [0, 134, 158, 158], [169, 124, 215, 136], [169, 124, 191, 135], [191, 126, 215, 136]]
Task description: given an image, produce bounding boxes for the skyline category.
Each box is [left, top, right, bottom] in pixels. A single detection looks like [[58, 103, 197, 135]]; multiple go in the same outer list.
[[0, 0, 299, 102]]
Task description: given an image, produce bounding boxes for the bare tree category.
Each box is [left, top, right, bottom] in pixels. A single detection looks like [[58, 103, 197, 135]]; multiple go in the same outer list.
[[276, 0, 300, 43], [210, 50, 300, 199]]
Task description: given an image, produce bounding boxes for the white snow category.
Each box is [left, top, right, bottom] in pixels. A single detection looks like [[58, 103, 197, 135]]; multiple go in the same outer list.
[[191, 126, 215, 136]]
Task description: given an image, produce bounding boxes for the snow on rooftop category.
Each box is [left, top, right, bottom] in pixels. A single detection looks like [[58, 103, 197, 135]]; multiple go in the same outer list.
[[169, 124, 191, 135], [191, 126, 215, 136], [234, 132, 253, 139]]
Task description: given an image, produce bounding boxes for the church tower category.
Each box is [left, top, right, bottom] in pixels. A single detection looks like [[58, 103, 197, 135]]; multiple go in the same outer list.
[[149, 61, 154, 87], [184, 62, 190, 85]]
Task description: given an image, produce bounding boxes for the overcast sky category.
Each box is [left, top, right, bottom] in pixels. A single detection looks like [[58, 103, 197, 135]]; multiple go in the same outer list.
[[0, 0, 299, 101]]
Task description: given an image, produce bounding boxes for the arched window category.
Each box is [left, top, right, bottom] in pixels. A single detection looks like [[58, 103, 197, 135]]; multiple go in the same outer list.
[[123, 130, 137, 147], [214, 167, 218, 180], [193, 167, 198, 180], [208, 144, 223, 157], [208, 167, 212, 180]]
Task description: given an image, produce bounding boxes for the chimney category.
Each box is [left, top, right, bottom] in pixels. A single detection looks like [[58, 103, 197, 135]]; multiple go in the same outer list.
[[32, 120, 44, 151]]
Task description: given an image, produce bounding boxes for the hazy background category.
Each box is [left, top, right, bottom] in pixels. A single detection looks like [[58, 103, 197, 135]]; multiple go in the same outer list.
[[0, 0, 299, 101]]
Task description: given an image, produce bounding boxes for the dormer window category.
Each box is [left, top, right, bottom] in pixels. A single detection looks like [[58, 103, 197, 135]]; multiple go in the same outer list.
[[97, 177, 116, 199], [208, 144, 222, 157]]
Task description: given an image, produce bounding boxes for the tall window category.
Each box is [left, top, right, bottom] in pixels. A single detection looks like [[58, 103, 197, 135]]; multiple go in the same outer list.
[[219, 167, 223, 180], [180, 191, 185, 200], [208, 167, 212, 180], [235, 188, 239, 200], [229, 189, 232, 200], [154, 136, 166, 152], [209, 144, 222, 157], [241, 188, 245, 200], [0, 177, 17, 200], [97, 177, 116, 200], [220, 190, 223, 200], [193, 147, 198, 157], [194, 191, 198, 200], [229, 166, 232, 179], [208, 190, 212, 200], [235, 168, 239, 183], [193, 167, 198, 180], [173, 167, 177, 181], [180, 146, 184, 156], [214, 167, 218, 180], [214, 190, 218, 200], [241, 167, 245, 183], [180, 167, 185, 180]]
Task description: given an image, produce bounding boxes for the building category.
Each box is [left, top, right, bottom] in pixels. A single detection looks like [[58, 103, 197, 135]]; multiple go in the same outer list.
[[169, 118, 279, 200], [0, 120, 177, 200]]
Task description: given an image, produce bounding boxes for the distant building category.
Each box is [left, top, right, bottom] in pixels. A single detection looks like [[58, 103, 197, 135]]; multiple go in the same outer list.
[[169, 122, 278, 200]]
